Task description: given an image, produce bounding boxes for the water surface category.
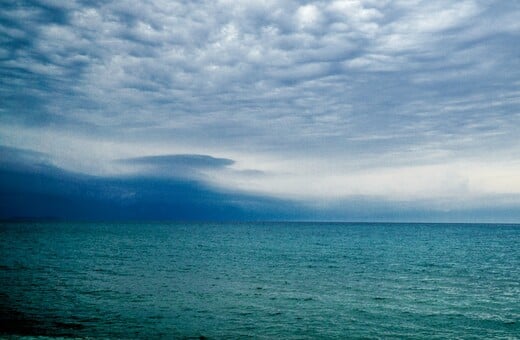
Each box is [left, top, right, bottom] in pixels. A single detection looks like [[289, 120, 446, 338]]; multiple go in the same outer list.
[[1, 222, 519, 338]]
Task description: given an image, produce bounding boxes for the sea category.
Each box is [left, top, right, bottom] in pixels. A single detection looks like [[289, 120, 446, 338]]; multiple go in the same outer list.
[[1, 222, 519, 339]]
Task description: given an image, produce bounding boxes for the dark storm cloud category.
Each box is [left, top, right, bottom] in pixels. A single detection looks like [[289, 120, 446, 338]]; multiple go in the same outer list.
[[0, 147, 302, 221]]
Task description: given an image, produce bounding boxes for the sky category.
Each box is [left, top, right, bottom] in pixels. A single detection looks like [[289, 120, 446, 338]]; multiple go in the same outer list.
[[1, 0, 519, 221]]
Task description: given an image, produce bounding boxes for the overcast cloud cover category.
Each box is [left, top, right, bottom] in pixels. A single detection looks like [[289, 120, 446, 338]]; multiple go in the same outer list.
[[1, 0, 519, 221]]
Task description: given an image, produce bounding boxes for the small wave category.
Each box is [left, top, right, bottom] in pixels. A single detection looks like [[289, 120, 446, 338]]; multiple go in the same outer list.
[[53, 321, 85, 330]]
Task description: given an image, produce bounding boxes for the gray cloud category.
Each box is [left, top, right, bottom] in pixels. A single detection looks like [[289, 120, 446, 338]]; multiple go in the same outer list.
[[117, 154, 234, 178], [0, 146, 49, 170], [120, 154, 234, 168], [1, 0, 519, 217]]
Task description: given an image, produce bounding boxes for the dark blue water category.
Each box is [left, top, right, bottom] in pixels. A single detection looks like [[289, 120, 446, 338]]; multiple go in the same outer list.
[[1, 222, 519, 338]]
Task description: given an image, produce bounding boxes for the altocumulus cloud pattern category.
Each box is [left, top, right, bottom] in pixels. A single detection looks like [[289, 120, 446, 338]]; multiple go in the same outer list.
[[0, 0, 519, 221]]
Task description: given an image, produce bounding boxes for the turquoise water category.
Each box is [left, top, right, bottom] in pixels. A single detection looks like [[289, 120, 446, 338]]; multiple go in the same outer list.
[[1, 222, 519, 338]]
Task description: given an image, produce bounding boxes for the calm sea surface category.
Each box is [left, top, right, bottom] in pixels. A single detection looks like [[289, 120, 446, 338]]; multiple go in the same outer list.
[[1, 222, 519, 339]]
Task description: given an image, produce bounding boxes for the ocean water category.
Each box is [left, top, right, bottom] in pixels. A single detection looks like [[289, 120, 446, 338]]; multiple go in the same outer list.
[[1, 222, 519, 339]]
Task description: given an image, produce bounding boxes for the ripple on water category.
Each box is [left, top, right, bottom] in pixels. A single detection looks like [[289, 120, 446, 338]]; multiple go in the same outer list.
[[1, 222, 519, 338]]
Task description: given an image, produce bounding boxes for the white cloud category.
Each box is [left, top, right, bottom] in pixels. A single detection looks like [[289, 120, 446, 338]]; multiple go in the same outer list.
[[296, 4, 322, 30], [328, 0, 383, 22], [1, 0, 519, 211]]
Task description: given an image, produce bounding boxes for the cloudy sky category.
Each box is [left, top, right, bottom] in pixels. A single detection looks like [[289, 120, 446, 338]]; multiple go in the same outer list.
[[1, 0, 519, 221]]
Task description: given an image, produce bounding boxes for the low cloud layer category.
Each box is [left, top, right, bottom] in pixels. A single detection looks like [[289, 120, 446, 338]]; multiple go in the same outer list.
[[1, 0, 519, 220], [1, 146, 518, 222], [118, 154, 235, 179]]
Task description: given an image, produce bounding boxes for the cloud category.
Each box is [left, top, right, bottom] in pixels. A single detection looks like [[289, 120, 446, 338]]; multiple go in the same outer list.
[[0, 147, 520, 222], [1, 147, 518, 222], [0, 145, 47, 164], [117, 154, 234, 178], [0, 146, 302, 221], [0, 0, 519, 220], [120, 154, 234, 168]]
